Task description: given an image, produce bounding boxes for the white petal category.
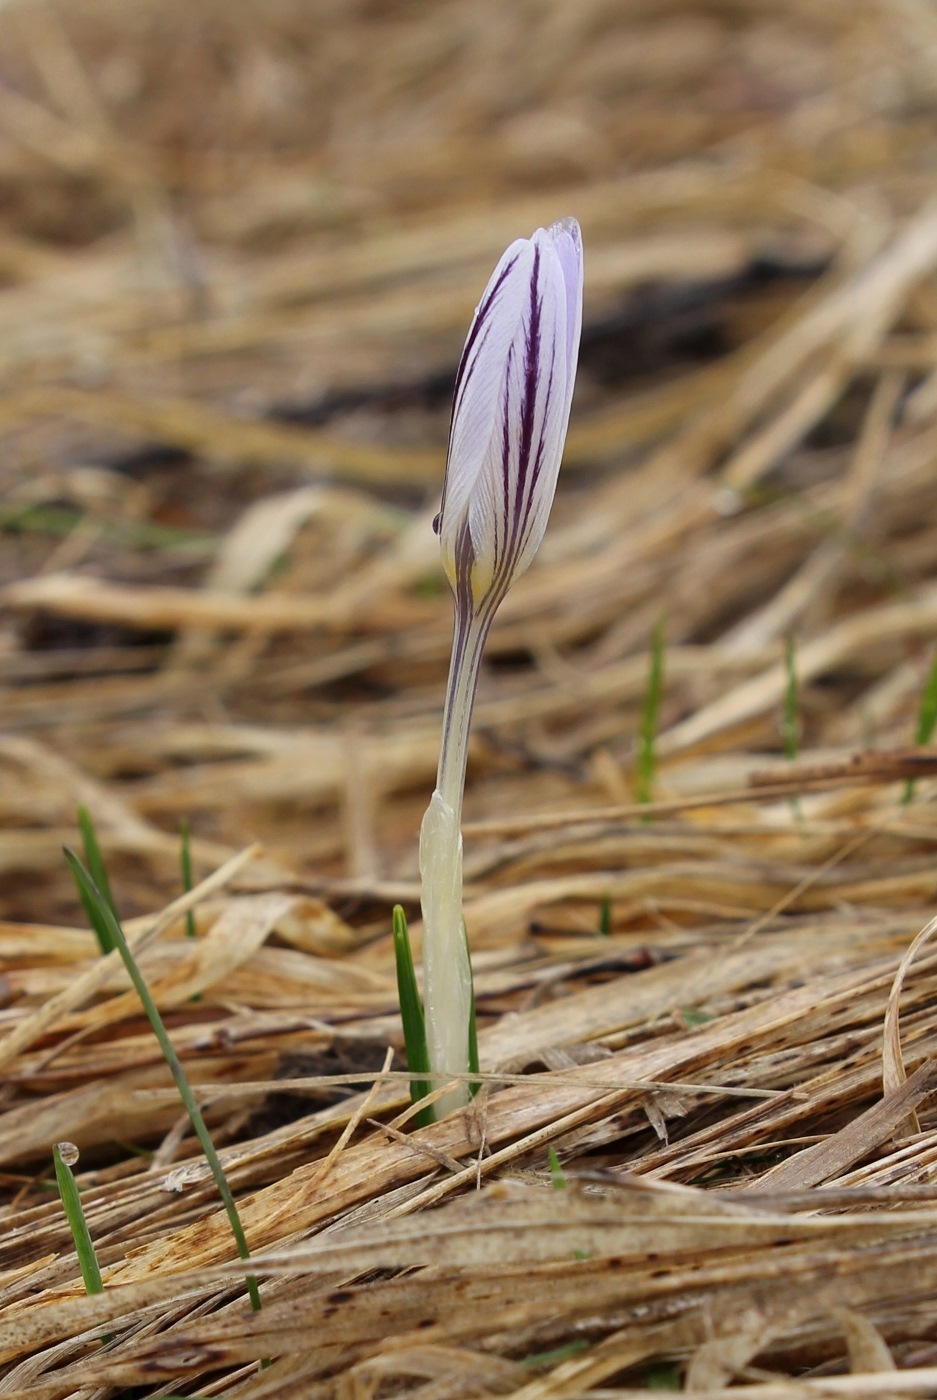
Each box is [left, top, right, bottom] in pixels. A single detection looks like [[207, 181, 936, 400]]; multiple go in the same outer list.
[[439, 239, 534, 550], [437, 218, 583, 602]]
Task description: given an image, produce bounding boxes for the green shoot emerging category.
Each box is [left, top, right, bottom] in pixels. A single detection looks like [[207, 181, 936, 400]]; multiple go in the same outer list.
[[904, 646, 937, 804], [636, 618, 665, 814], [419, 221, 584, 1115], [180, 819, 201, 1003], [783, 637, 803, 823], [646, 1361, 682, 1390], [598, 892, 612, 937], [0, 501, 216, 553], [522, 1340, 589, 1370], [782, 637, 800, 761], [681, 1006, 715, 1028], [64, 849, 262, 1315], [53, 1143, 105, 1299], [76, 806, 118, 953], [548, 1145, 567, 1189], [392, 905, 434, 1126], [464, 918, 480, 1097], [180, 817, 198, 941]]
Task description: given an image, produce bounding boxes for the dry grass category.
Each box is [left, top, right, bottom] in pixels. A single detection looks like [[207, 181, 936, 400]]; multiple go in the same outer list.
[[3, 0, 937, 1394]]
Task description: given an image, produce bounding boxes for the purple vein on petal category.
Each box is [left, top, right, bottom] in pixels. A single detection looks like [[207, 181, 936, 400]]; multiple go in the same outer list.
[[522, 274, 547, 537], [514, 243, 542, 530], [515, 337, 557, 563], [440, 253, 520, 538], [451, 252, 520, 423], [453, 515, 476, 621], [497, 243, 546, 576], [451, 320, 488, 429]]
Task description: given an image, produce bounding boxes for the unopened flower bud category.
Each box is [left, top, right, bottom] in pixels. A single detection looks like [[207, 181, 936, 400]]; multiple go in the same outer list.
[[434, 217, 583, 614]]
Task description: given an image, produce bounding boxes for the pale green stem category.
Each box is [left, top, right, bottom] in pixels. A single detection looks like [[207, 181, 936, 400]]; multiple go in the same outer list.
[[420, 607, 491, 1113], [437, 610, 490, 821]]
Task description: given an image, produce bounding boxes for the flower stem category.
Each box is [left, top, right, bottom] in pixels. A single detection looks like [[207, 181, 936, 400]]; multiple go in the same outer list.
[[437, 609, 491, 820], [420, 607, 491, 1113]]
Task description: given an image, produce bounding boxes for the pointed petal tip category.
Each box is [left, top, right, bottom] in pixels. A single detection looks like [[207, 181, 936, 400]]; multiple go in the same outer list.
[[535, 216, 582, 253], [549, 215, 582, 240], [534, 217, 584, 309]]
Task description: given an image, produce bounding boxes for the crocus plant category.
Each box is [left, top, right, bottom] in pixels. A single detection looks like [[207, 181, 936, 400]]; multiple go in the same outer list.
[[419, 217, 584, 1113]]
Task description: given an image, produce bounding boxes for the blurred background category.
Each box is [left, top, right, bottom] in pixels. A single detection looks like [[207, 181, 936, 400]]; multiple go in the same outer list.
[[3, 0, 937, 923]]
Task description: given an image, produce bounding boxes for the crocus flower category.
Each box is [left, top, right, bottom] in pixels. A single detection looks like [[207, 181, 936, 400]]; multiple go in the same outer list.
[[420, 218, 583, 1113]]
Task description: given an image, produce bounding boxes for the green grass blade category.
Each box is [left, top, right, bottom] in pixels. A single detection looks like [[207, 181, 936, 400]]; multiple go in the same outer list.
[[462, 918, 480, 1097], [467, 995, 480, 1091], [64, 849, 262, 1315], [782, 637, 800, 761], [522, 1340, 588, 1370], [904, 646, 937, 804], [783, 637, 803, 823], [0, 501, 216, 553], [180, 817, 201, 1008], [914, 649, 937, 745], [547, 1145, 567, 1189], [392, 905, 433, 1126], [53, 1143, 105, 1297], [76, 806, 118, 953], [180, 818, 198, 941], [646, 1361, 682, 1390], [180, 819, 201, 1003], [75, 880, 118, 958], [598, 892, 612, 937], [636, 618, 665, 814]]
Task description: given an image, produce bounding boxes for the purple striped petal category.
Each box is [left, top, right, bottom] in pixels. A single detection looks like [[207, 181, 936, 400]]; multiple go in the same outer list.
[[435, 218, 583, 612]]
